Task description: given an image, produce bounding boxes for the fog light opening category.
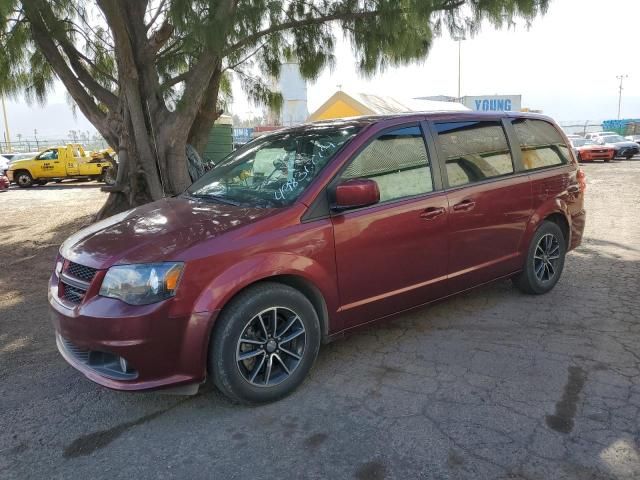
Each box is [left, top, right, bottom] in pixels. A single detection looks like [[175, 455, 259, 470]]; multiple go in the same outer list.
[[119, 356, 129, 373]]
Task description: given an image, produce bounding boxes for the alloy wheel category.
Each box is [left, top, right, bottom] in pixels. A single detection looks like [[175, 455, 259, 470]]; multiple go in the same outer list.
[[533, 233, 560, 283], [17, 175, 31, 186], [235, 307, 306, 387]]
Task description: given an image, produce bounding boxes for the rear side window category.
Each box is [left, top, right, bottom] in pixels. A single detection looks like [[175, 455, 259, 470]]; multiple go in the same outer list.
[[435, 121, 514, 187], [340, 125, 433, 203], [512, 119, 570, 170]]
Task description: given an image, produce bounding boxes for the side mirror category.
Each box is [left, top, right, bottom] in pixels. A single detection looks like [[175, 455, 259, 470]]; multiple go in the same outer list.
[[332, 178, 380, 211]]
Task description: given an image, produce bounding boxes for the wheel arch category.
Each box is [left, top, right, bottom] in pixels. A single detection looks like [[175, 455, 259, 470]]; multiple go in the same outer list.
[[12, 168, 34, 185], [12, 168, 32, 178], [522, 199, 572, 255], [543, 212, 570, 249], [206, 274, 330, 342]]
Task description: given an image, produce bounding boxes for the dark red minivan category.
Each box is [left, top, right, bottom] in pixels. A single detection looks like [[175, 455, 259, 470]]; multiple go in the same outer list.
[[50, 112, 586, 404]]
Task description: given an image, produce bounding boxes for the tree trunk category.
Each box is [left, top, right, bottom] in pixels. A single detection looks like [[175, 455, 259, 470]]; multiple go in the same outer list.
[[95, 70, 224, 220]]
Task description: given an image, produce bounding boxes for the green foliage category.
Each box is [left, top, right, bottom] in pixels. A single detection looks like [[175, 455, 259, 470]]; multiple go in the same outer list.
[[0, 0, 549, 118]]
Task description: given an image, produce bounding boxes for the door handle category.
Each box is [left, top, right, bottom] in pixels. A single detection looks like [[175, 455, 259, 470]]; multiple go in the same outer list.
[[420, 206, 445, 220], [452, 199, 476, 212]]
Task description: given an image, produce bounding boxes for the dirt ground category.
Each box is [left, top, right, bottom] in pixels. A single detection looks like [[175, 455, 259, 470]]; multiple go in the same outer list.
[[1, 160, 640, 479]]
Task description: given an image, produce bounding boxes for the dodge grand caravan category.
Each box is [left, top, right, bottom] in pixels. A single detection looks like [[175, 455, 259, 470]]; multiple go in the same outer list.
[[50, 112, 586, 404]]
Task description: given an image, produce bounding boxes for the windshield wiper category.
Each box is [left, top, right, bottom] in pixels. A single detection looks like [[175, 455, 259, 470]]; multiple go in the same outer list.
[[190, 193, 241, 206]]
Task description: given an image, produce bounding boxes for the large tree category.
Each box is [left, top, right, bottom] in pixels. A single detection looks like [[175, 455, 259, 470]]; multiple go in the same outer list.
[[0, 0, 549, 218]]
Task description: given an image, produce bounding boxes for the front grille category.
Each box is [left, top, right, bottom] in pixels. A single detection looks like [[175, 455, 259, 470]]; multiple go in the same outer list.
[[62, 283, 85, 304], [66, 262, 97, 282]]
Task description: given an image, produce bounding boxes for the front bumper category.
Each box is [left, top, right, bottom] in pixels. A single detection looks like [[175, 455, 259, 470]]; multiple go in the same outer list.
[[6, 170, 14, 182], [49, 275, 217, 392]]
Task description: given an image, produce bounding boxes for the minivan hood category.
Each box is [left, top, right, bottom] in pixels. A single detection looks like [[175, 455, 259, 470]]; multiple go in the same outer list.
[[60, 196, 276, 268]]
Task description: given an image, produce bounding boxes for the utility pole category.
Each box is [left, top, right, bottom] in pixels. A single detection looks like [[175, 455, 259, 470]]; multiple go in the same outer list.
[[616, 74, 628, 120], [1, 92, 11, 153], [455, 37, 465, 100]]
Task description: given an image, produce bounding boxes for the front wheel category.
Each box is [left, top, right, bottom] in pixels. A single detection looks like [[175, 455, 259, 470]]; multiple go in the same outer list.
[[513, 221, 566, 295], [15, 171, 33, 188], [209, 282, 321, 404]]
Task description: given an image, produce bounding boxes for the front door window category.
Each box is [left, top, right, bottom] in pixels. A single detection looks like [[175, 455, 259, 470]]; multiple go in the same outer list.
[[339, 126, 433, 202]]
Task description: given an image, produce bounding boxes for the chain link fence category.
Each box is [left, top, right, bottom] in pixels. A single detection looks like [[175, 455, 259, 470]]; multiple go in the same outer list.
[[0, 137, 109, 155]]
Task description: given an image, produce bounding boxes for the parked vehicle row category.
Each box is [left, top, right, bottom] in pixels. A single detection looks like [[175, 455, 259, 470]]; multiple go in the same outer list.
[[567, 131, 640, 162], [50, 111, 586, 404]]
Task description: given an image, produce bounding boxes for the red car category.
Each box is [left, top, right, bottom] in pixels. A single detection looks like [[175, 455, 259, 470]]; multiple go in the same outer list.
[[571, 138, 615, 162], [0, 174, 9, 192], [50, 112, 586, 404]]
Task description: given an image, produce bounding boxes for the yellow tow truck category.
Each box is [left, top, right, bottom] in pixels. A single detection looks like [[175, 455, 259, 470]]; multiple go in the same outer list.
[[7, 144, 116, 188]]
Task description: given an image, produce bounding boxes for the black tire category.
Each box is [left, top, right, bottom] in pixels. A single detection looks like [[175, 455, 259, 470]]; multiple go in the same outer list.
[[101, 163, 117, 186], [15, 171, 33, 188], [209, 282, 321, 404], [626, 154, 634, 160], [513, 221, 566, 295]]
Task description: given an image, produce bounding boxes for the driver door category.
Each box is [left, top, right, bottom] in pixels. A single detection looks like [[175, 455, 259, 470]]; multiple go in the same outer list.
[[331, 124, 449, 329], [36, 149, 63, 178]]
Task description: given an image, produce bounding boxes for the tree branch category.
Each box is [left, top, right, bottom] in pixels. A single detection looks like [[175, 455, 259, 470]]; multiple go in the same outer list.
[[145, 0, 167, 31], [159, 70, 190, 90], [23, 1, 116, 145], [60, 40, 119, 110], [224, 8, 383, 55], [148, 20, 173, 53], [223, 41, 267, 72]]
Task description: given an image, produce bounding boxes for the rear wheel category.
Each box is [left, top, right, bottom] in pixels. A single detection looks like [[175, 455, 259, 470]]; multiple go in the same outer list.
[[513, 221, 566, 295], [209, 282, 321, 404], [15, 171, 33, 188], [101, 163, 117, 186]]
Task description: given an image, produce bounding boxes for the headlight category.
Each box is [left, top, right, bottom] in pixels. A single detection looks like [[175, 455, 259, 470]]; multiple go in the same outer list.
[[99, 263, 184, 305]]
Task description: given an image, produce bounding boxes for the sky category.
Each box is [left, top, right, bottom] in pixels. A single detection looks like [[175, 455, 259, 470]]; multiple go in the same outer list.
[[2, 0, 639, 142]]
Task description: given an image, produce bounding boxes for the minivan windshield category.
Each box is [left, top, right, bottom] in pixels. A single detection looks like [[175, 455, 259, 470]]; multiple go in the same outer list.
[[186, 125, 361, 208]]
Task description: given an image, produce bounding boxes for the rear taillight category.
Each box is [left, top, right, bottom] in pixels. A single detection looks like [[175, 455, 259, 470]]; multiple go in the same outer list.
[[577, 169, 586, 192]]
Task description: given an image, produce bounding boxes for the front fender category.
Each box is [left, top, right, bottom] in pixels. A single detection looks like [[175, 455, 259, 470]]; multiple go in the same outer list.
[[192, 252, 338, 323]]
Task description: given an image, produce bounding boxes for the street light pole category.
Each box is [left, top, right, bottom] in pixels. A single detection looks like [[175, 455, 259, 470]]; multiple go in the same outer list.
[[457, 38, 463, 100], [616, 74, 628, 120], [1, 92, 11, 153]]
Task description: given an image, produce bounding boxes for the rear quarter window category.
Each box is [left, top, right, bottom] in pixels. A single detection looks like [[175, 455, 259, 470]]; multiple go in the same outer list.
[[512, 119, 571, 170]]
